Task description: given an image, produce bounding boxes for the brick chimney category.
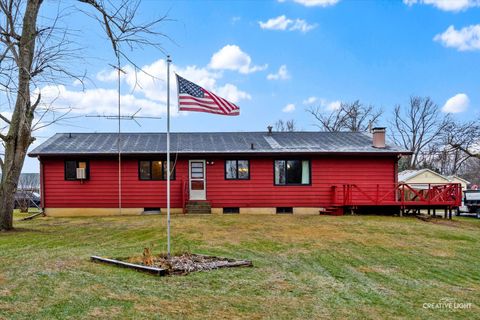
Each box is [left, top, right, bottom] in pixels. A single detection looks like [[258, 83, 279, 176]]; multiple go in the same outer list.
[[372, 127, 386, 148]]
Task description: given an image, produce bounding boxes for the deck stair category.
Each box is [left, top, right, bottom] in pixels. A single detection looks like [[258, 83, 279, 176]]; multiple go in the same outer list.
[[319, 206, 343, 216], [186, 201, 211, 214]]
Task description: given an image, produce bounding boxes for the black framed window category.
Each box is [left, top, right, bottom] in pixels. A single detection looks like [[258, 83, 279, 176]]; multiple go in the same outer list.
[[274, 160, 310, 185], [139, 160, 175, 180], [64, 160, 89, 181], [225, 160, 250, 180]]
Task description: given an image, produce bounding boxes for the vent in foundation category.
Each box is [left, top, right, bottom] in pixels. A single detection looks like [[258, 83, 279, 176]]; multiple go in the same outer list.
[[143, 207, 161, 215], [276, 207, 293, 214], [223, 207, 240, 214]]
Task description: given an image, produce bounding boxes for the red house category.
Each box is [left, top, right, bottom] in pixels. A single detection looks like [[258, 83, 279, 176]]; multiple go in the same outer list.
[[28, 128, 460, 217]]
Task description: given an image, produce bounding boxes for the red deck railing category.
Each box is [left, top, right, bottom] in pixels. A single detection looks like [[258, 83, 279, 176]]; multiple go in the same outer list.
[[331, 183, 462, 208]]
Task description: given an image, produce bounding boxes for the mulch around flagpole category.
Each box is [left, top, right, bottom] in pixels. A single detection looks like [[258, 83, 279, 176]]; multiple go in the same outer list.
[[91, 253, 253, 276]]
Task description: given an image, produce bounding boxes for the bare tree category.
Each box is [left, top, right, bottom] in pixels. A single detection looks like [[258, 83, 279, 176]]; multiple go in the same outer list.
[[274, 119, 297, 132], [425, 119, 480, 175], [0, 0, 168, 230], [459, 157, 480, 186], [307, 100, 382, 132], [391, 96, 450, 169], [445, 119, 480, 161], [307, 105, 345, 132]]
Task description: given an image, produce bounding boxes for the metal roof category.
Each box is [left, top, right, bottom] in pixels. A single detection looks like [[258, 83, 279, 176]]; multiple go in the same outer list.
[[29, 132, 409, 156]]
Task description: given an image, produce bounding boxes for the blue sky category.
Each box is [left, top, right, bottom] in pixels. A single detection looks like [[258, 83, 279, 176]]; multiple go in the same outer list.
[[13, 0, 480, 172]]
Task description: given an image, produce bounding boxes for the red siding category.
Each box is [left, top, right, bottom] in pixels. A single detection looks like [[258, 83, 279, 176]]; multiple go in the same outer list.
[[206, 156, 395, 207], [41, 155, 396, 208]]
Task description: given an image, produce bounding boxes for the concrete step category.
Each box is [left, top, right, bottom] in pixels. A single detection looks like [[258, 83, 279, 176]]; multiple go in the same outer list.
[[185, 206, 212, 211], [187, 201, 210, 205], [186, 203, 211, 207], [185, 201, 211, 214], [186, 209, 211, 214]]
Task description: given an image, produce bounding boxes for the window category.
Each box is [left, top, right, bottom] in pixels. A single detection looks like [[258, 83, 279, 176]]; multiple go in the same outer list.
[[64, 160, 89, 180], [274, 160, 310, 185], [225, 160, 250, 180], [139, 160, 175, 180]]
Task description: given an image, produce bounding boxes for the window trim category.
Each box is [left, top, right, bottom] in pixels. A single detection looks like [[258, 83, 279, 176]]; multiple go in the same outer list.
[[273, 159, 311, 186], [224, 159, 250, 180], [138, 159, 176, 181], [64, 160, 90, 181]]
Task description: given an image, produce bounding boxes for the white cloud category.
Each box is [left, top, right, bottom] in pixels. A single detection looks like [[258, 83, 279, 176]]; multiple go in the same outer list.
[[259, 15, 291, 31], [209, 45, 267, 74], [96, 60, 222, 103], [302, 97, 341, 110], [96, 58, 250, 104], [267, 65, 290, 80], [259, 15, 317, 33], [282, 103, 296, 112], [290, 19, 317, 32], [216, 84, 251, 103], [303, 96, 318, 105], [403, 0, 479, 12], [96, 69, 119, 82], [326, 100, 341, 111], [293, 0, 340, 7], [38, 85, 169, 117], [40, 57, 251, 118], [442, 93, 470, 113], [434, 25, 480, 51]]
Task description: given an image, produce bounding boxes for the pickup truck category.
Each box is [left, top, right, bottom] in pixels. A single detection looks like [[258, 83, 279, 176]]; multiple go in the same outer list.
[[464, 190, 480, 218]]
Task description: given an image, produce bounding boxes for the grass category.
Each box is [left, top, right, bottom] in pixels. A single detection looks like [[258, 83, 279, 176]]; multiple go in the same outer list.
[[11, 208, 42, 220], [1, 214, 479, 319]]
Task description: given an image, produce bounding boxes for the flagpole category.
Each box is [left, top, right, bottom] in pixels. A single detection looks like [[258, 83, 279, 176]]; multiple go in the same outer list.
[[166, 55, 172, 257]]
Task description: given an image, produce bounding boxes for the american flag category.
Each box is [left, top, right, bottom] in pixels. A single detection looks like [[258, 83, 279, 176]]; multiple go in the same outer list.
[[176, 74, 240, 116]]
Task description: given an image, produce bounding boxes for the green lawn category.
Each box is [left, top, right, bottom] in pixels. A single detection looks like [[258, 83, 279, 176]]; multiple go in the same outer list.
[[1, 214, 479, 319]]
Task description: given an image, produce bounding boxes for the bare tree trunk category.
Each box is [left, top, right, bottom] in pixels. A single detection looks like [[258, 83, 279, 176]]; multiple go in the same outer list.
[[0, 0, 168, 230], [0, 0, 40, 230]]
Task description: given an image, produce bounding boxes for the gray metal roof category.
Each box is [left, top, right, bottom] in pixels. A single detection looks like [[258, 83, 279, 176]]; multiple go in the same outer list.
[[28, 132, 409, 156]]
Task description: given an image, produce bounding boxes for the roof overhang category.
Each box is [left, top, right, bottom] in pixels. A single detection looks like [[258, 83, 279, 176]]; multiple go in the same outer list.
[[30, 151, 411, 158]]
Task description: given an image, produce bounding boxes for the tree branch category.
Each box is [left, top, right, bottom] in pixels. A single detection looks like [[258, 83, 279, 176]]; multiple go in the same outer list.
[[0, 113, 10, 124], [450, 144, 479, 159]]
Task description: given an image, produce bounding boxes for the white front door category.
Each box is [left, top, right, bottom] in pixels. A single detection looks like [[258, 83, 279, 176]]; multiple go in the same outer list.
[[189, 160, 206, 200]]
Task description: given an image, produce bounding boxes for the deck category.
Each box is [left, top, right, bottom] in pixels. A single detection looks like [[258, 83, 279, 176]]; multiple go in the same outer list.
[[180, 181, 462, 217], [330, 183, 462, 217]]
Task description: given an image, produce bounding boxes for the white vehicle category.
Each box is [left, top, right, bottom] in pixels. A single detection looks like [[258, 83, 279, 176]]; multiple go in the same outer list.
[[464, 190, 480, 218]]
